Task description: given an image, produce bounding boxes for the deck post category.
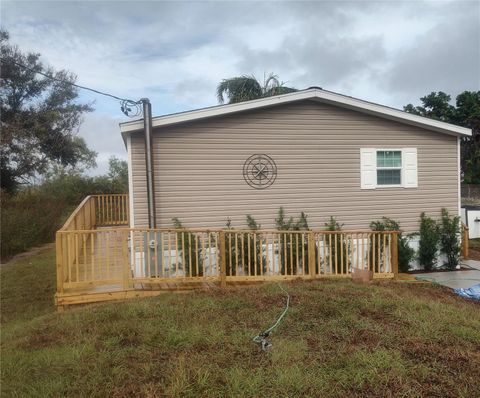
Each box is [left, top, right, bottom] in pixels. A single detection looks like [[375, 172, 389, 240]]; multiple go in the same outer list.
[[84, 198, 91, 230], [91, 197, 96, 229], [219, 231, 227, 288], [308, 231, 316, 278], [391, 232, 399, 276], [122, 231, 130, 290], [55, 232, 64, 294]]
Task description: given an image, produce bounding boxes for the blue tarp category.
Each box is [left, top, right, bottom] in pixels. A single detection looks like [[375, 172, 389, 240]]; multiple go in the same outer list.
[[454, 284, 480, 301]]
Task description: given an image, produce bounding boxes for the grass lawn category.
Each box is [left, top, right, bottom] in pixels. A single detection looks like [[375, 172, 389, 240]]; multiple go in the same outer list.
[[1, 249, 480, 397]]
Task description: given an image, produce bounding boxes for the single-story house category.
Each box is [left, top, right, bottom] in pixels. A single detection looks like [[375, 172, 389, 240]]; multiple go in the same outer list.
[[120, 88, 471, 234]]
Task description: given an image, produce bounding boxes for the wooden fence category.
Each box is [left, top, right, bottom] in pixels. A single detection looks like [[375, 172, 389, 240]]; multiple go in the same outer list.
[[56, 227, 399, 293]]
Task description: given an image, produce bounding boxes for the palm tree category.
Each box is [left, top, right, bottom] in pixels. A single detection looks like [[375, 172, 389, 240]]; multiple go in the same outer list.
[[216, 73, 296, 104]]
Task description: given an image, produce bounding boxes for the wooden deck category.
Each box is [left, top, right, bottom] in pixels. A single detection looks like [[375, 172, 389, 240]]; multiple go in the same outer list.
[[54, 194, 409, 309]]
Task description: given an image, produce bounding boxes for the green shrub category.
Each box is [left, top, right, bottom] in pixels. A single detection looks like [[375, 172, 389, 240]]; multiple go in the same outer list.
[[418, 212, 440, 271], [369, 217, 414, 273], [398, 234, 416, 273], [172, 218, 203, 277], [439, 208, 461, 270], [246, 214, 260, 231], [1, 190, 68, 260], [0, 159, 128, 261], [324, 216, 350, 273], [369, 217, 396, 272], [221, 215, 265, 276], [275, 207, 310, 275], [244, 215, 265, 276]]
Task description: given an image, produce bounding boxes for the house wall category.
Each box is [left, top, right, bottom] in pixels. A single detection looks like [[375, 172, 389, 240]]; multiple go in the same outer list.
[[128, 100, 459, 233]]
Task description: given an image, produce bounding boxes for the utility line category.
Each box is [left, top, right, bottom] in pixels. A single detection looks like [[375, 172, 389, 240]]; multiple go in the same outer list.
[[1, 58, 143, 117]]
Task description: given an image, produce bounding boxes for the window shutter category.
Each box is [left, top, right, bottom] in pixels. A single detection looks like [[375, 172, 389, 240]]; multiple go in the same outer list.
[[360, 148, 376, 189], [403, 148, 418, 188]]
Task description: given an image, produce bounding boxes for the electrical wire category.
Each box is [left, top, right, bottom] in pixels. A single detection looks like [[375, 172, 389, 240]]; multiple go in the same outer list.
[[1, 58, 142, 117]]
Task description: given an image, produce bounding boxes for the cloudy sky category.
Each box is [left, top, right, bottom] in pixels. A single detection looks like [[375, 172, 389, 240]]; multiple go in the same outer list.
[[3, 0, 479, 175]]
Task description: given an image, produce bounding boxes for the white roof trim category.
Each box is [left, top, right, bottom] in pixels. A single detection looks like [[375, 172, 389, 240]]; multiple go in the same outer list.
[[120, 88, 472, 138]]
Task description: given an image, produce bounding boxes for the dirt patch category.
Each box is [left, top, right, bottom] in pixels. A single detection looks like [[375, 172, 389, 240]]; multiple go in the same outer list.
[[16, 323, 67, 350], [383, 280, 463, 302], [469, 248, 480, 261]]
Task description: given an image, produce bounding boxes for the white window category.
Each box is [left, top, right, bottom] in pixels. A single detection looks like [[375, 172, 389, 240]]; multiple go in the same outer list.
[[360, 148, 417, 189], [376, 150, 402, 186]]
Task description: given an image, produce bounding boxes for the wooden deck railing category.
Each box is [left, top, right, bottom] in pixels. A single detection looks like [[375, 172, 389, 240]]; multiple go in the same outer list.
[[56, 194, 129, 292], [56, 227, 398, 293], [59, 194, 129, 231], [94, 194, 129, 226]]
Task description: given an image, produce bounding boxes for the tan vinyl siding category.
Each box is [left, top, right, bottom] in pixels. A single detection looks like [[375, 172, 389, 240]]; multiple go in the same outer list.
[[129, 100, 459, 232]]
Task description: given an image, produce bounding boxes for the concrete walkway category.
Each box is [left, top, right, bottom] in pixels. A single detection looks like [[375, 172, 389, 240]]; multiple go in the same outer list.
[[461, 259, 480, 270], [415, 269, 480, 289]]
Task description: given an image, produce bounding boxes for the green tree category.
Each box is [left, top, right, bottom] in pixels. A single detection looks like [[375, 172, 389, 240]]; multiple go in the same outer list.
[[106, 156, 128, 193], [216, 73, 296, 104], [0, 30, 96, 192], [404, 91, 480, 183]]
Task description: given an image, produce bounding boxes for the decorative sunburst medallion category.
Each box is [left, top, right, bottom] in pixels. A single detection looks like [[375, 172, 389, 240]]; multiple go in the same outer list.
[[243, 154, 277, 189]]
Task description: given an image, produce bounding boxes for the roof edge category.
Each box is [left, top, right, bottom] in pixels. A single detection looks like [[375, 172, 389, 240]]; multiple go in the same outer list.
[[119, 89, 472, 138]]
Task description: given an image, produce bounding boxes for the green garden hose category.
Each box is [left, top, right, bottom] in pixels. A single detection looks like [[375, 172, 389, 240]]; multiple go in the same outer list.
[[252, 283, 290, 351]]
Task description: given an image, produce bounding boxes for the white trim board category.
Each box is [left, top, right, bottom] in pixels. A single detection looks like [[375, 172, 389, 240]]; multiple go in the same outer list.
[[126, 134, 135, 228], [120, 88, 472, 139], [457, 137, 461, 217]]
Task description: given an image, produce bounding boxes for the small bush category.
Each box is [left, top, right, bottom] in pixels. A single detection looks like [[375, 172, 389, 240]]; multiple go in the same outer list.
[[219, 215, 265, 276], [439, 208, 461, 270], [172, 217, 203, 276], [275, 207, 310, 275], [324, 216, 350, 273], [398, 234, 416, 273], [369, 217, 415, 273], [418, 212, 440, 271], [325, 216, 343, 232], [242, 215, 265, 276], [274, 207, 309, 231], [246, 214, 260, 231]]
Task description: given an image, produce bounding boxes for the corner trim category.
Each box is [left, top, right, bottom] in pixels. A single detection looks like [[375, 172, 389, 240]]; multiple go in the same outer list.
[[458, 136, 461, 217], [126, 134, 135, 228]]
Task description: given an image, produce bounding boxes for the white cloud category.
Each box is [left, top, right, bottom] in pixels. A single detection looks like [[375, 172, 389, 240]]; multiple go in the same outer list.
[[78, 113, 126, 176], [3, 0, 479, 176]]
